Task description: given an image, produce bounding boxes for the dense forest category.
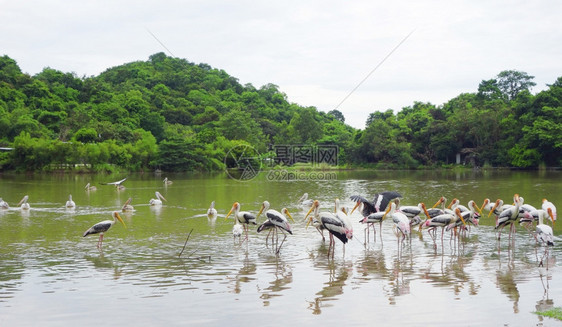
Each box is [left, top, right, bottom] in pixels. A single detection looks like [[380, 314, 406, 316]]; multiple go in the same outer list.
[[0, 53, 560, 172]]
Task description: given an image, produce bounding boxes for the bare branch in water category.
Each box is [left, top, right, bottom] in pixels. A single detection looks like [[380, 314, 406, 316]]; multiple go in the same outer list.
[[178, 229, 194, 257]]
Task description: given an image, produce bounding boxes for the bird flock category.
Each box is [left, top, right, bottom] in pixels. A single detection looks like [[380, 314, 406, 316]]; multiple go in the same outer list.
[[2, 178, 557, 260]]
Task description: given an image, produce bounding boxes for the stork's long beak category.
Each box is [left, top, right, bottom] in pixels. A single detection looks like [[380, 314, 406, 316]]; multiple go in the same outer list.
[[432, 197, 444, 209], [350, 201, 360, 214], [382, 204, 392, 221], [488, 200, 499, 218], [548, 208, 555, 227], [225, 206, 234, 221], [479, 199, 488, 215], [421, 203, 431, 219], [447, 198, 457, 209], [115, 212, 127, 228], [473, 203, 481, 214], [257, 205, 265, 218], [456, 208, 466, 226], [304, 203, 317, 229], [285, 210, 295, 223]]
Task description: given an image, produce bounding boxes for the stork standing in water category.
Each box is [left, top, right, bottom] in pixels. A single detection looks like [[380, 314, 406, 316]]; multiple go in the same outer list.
[[83, 211, 127, 250], [66, 194, 76, 209], [493, 194, 522, 242], [382, 201, 411, 255], [225, 202, 257, 241], [306, 200, 350, 258], [18, 195, 30, 210], [149, 191, 167, 206], [257, 201, 294, 253], [207, 201, 218, 221], [532, 209, 555, 267], [542, 199, 557, 224]]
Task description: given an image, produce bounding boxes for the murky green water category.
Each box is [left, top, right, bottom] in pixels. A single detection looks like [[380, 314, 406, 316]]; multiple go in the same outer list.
[[0, 170, 561, 326]]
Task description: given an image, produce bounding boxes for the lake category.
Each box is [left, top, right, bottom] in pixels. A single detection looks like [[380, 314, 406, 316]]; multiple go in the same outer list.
[[0, 170, 560, 326]]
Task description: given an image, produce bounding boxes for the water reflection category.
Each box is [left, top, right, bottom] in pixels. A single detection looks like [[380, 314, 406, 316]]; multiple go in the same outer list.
[[308, 257, 353, 314], [259, 257, 293, 306]]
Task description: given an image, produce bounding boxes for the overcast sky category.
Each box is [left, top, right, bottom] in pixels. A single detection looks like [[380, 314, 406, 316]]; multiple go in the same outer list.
[[2, 0, 561, 129]]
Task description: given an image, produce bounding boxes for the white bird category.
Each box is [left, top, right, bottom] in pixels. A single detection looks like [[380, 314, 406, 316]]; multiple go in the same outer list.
[[232, 221, 244, 241], [382, 201, 411, 254], [542, 198, 557, 224], [122, 197, 134, 212], [149, 191, 167, 206], [104, 177, 127, 190], [306, 200, 350, 258], [66, 194, 76, 208], [225, 202, 257, 240], [534, 209, 555, 247], [257, 201, 295, 253], [18, 195, 30, 210], [298, 192, 314, 208], [84, 183, 97, 191], [0, 198, 9, 209], [207, 201, 218, 220], [83, 211, 127, 249], [163, 177, 173, 185], [494, 194, 522, 241]]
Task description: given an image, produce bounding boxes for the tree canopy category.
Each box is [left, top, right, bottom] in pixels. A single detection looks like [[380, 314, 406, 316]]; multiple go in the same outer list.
[[0, 53, 560, 171]]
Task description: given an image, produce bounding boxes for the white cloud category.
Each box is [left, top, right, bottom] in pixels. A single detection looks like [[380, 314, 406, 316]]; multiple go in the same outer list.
[[1, 0, 561, 128]]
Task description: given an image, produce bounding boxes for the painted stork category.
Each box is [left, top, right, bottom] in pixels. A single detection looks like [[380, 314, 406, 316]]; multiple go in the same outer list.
[[350, 190, 402, 216], [542, 198, 557, 224], [306, 200, 349, 258], [494, 194, 522, 241], [257, 201, 294, 253], [66, 194, 76, 208], [83, 211, 127, 249], [225, 202, 257, 240], [534, 209, 555, 246], [149, 191, 167, 206], [18, 195, 30, 210], [382, 201, 411, 254]]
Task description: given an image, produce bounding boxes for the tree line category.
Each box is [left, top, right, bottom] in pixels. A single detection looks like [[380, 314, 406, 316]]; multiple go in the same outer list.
[[0, 53, 560, 172]]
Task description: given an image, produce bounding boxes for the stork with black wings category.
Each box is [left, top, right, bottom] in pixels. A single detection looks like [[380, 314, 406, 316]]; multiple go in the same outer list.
[[350, 191, 402, 217]]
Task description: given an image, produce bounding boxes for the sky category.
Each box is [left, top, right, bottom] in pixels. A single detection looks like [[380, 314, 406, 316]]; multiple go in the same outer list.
[[2, 0, 561, 129]]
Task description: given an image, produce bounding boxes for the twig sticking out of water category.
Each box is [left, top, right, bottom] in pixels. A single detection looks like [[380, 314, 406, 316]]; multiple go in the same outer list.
[[178, 229, 194, 257]]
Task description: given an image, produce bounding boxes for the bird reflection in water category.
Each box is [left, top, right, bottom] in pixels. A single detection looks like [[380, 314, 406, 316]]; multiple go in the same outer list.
[[259, 257, 293, 307], [496, 264, 520, 314], [228, 253, 256, 295], [307, 259, 352, 315], [535, 272, 554, 322]]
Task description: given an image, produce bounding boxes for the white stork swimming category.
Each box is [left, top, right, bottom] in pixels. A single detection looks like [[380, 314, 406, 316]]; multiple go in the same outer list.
[[83, 211, 127, 249], [149, 191, 167, 206], [207, 201, 218, 221], [122, 197, 134, 212], [298, 192, 314, 209], [163, 177, 173, 185], [84, 183, 97, 191], [542, 198, 557, 224], [225, 202, 257, 240], [18, 195, 30, 210], [0, 198, 9, 209], [257, 201, 294, 253], [66, 194, 76, 208], [306, 200, 350, 258]]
